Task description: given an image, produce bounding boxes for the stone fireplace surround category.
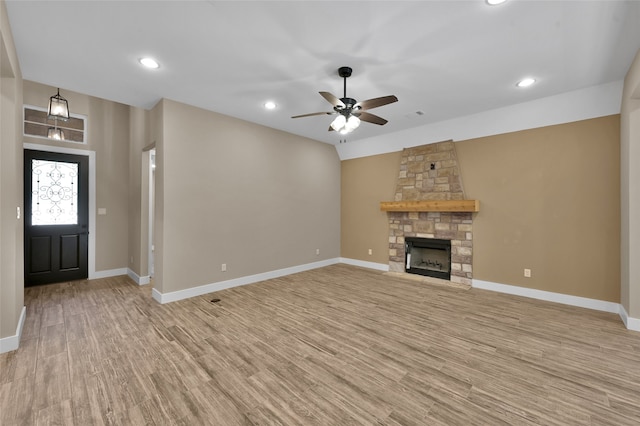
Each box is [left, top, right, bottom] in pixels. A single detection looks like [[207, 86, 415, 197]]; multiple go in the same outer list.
[[388, 211, 473, 285], [384, 141, 474, 286]]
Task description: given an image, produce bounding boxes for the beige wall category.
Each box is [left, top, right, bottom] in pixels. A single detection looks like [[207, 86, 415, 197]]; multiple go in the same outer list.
[[621, 49, 640, 317], [155, 99, 341, 294], [0, 0, 24, 340], [341, 116, 621, 303], [457, 116, 620, 302], [341, 151, 401, 263], [22, 81, 131, 273]]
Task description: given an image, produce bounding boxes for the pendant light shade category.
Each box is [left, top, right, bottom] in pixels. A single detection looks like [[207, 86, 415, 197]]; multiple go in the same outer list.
[[48, 88, 70, 121], [47, 127, 65, 140], [330, 115, 347, 131], [344, 115, 361, 132]]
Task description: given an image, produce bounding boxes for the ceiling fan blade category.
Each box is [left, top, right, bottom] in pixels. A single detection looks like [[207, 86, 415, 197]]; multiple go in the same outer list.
[[355, 95, 398, 111], [291, 111, 333, 119], [356, 111, 388, 125], [319, 91, 345, 108]]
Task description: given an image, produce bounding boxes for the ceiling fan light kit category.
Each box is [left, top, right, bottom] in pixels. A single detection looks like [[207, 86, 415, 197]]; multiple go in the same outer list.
[[331, 114, 361, 134], [292, 66, 398, 136]]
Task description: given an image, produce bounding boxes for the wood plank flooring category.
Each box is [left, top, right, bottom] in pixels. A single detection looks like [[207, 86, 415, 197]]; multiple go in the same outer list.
[[1, 264, 639, 425]]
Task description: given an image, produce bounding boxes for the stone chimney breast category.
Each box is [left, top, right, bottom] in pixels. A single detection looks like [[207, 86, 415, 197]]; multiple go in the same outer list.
[[394, 140, 465, 202]]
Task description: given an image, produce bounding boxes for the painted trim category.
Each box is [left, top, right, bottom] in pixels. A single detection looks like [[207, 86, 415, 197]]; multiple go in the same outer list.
[[23, 143, 97, 280], [151, 288, 163, 304], [473, 279, 640, 332], [619, 304, 640, 332], [339, 257, 389, 272], [0, 306, 26, 354], [91, 268, 128, 280], [152, 258, 341, 304], [473, 279, 621, 314], [337, 81, 623, 161], [127, 268, 151, 285]]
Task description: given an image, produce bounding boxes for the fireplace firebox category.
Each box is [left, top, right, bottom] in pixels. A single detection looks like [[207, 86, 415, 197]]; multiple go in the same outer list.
[[405, 237, 451, 280]]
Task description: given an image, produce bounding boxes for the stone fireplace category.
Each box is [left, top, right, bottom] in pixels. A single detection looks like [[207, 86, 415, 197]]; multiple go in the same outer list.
[[381, 141, 477, 286]]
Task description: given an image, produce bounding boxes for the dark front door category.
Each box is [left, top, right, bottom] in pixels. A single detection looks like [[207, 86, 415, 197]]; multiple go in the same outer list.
[[24, 149, 89, 286]]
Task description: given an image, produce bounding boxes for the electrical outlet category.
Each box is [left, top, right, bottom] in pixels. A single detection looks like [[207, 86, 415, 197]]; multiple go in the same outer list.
[[316, 248, 320, 255], [368, 248, 372, 255], [130, 256, 134, 264], [221, 263, 227, 272], [524, 268, 531, 278]]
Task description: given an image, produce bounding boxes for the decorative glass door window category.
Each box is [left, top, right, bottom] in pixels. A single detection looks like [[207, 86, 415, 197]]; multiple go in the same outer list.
[[30, 159, 79, 225]]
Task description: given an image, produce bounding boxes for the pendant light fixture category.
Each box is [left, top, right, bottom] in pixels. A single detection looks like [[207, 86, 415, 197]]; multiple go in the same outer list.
[[47, 127, 65, 140], [47, 88, 69, 121], [47, 88, 69, 140]]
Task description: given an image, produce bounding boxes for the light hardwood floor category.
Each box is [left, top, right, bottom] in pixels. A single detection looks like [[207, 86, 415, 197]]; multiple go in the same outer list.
[[1, 264, 639, 425]]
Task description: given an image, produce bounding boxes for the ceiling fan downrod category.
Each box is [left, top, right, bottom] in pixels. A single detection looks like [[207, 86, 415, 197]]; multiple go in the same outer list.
[[336, 66, 357, 115], [338, 66, 352, 99]]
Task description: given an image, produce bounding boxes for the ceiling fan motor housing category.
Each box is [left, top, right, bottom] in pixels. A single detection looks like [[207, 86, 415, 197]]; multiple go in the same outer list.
[[335, 97, 358, 115]]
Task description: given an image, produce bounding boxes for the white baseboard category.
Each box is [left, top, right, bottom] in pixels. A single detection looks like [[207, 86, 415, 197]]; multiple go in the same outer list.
[[339, 257, 389, 272], [89, 267, 149, 284], [472, 279, 640, 332], [90, 267, 128, 280], [147, 259, 640, 333], [127, 268, 151, 285], [0, 306, 26, 354], [619, 304, 640, 332], [152, 258, 341, 304], [472, 279, 620, 314]]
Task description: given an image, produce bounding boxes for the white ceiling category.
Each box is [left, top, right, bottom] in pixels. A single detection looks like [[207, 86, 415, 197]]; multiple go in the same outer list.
[[6, 1, 640, 145]]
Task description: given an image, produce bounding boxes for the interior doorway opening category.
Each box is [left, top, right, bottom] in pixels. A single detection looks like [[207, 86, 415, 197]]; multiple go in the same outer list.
[[148, 148, 155, 278], [138, 145, 155, 285]]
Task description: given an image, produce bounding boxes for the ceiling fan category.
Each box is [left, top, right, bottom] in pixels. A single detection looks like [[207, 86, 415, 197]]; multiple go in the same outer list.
[[291, 66, 398, 135]]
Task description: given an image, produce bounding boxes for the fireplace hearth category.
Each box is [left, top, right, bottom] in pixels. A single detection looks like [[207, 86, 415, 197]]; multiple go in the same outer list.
[[405, 237, 451, 280]]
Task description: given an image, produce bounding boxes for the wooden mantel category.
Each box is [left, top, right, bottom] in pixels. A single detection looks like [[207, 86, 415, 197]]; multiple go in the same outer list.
[[380, 199, 480, 213]]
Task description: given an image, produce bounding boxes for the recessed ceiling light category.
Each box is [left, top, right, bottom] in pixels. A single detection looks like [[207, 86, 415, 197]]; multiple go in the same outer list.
[[139, 57, 159, 69], [264, 101, 277, 110], [516, 78, 536, 88], [486, 0, 507, 5]]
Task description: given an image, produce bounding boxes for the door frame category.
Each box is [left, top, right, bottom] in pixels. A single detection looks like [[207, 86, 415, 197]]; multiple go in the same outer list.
[[23, 143, 97, 279]]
